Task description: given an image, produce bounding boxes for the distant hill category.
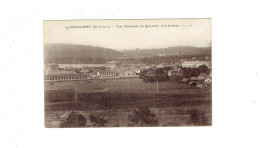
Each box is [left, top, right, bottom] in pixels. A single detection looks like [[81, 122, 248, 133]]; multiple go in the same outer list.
[[44, 43, 123, 64], [122, 46, 211, 58], [44, 44, 211, 64]]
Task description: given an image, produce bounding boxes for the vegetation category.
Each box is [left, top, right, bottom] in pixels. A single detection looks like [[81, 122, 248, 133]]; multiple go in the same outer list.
[[89, 114, 108, 127], [128, 106, 159, 126], [59, 111, 86, 128], [181, 65, 210, 78], [140, 68, 169, 83]]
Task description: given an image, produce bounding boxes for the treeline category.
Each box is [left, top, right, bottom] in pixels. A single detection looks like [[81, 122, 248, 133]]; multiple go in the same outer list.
[[139, 67, 171, 83], [140, 54, 210, 65], [139, 65, 211, 83], [45, 54, 211, 64], [44, 57, 114, 64], [182, 65, 210, 78]]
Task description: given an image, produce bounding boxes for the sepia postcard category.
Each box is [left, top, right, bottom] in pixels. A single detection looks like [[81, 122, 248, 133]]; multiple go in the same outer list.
[[44, 19, 212, 128]]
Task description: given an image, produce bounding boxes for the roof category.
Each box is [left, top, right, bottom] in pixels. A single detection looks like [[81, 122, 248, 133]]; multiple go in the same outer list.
[[188, 81, 197, 85], [190, 77, 200, 81], [182, 78, 189, 82], [44, 73, 90, 79], [205, 77, 212, 81], [97, 70, 117, 73], [114, 68, 136, 74], [198, 72, 208, 78], [44, 70, 75, 75]]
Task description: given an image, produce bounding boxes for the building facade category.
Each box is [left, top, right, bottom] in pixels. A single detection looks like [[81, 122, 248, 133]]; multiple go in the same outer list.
[[44, 64, 59, 75], [97, 70, 117, 79], [44, 73, 90, 81], [118, 69, 138, 78]]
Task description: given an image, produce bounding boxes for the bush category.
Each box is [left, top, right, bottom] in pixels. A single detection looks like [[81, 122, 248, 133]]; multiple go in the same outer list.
[[59, 111, 86, 128], [89, 114, 108, 127], [128, 106, 159, 126]]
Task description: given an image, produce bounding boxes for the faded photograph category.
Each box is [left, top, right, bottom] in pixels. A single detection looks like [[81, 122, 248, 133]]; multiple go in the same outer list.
[[44, 19, 212, 128]]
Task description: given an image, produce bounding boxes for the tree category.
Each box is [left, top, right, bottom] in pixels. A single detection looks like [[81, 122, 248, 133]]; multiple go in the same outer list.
[[198, 65, 209, 73], [139, 69, 148, 79], [128, 106, 159, 126], [60, 111, 86, 128]]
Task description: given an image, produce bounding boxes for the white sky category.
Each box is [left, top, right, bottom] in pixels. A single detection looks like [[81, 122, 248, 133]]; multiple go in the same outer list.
[[44, 19, 211, 50]]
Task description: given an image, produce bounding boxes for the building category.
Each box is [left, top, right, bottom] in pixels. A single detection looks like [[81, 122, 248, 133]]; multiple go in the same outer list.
[[44, 64, 59, 75], [105, 61, 122, 69], [180, 59, 187, 62], [97, 70, 117, 79], [176, 69, 184, 76], [82, 66, 89, 70], [168, 66, 181, 77], [181, 60, 211, 68], [130, 68, 141, 74], [198, 72, 208, 80], [189, 72, 208, 81], [44, 73, 90, 81], [182, 78, 190, 83], [146, 70, 156, 77], [118, 69, 138, 78], [204, 77, 212, 84]]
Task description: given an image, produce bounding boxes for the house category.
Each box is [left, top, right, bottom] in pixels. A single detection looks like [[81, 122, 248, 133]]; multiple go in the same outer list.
[[168, 70, 175, 77], [190, 77, 200, 81], [198, 72, 208, 80], [168, 66, 182, 77], [131, 68, 141, 74], [157, 64, 165, 68], [180, 59, 187, 62], [204, 77, 212, 84], [188, 81, 197, 86], [197, 83, 206, 88], [176, 68, 184, 76], [182, 78, 190, 83], [190, 72, 208, 81], [82, 66, 89, 71]]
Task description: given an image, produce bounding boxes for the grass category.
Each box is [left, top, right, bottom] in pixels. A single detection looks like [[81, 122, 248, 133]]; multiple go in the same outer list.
[[44, 78, 212, 127]]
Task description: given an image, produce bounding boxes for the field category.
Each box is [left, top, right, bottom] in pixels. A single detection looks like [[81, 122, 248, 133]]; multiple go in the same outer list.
[[45, 78, 212, 127]]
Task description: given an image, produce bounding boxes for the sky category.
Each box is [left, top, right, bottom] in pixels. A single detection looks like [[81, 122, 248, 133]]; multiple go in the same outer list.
[[43, 19, 211, 50]]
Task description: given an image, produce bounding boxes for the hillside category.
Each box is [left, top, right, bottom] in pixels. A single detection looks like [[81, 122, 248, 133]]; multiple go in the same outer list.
[[44, 43, 123, 64], [122, 46, 211, 58], [44, 43, 211, 64]]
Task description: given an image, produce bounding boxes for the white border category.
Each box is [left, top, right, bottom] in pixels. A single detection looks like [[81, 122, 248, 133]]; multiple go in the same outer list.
[[0, 0, 259, 148]]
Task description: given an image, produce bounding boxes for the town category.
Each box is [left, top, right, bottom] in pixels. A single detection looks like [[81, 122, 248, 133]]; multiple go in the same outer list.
[[44, 56, 211, 89]]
